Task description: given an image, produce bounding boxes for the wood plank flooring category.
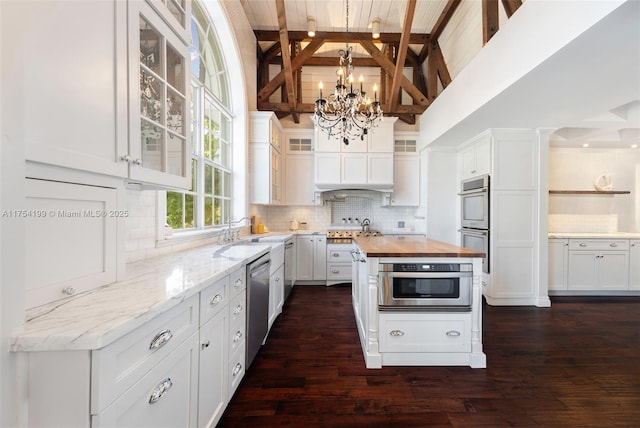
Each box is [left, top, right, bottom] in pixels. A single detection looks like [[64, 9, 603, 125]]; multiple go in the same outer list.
[[218, 284, 640, 427]]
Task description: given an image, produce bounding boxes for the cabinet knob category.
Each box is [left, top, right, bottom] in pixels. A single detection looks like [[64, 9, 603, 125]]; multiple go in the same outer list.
[[234, 278, 243, 288], [233, 305, 244, 315], [201, 340, 210, 349], [232, 362, 243, 377], [210, 294, 223, 306], [233, 331, 243, 342], [62, 287, 76, 296]]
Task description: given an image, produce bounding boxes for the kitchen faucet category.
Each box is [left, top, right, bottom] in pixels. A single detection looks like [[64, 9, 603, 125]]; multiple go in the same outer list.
[[218, 217, 250, 244]]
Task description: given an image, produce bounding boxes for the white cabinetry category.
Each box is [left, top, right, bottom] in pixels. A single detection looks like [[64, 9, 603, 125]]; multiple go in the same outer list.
[[630, 241, 640, 290], [391, 155, 420, 206], [285, 131, 318, 205], [567, 240, 629, 290], [296, 234, 327, 282], [314, 118, 397, 189], [6, 0, 191, 188], [268, 243, 285, 329], [250, 112, 283, 204], [25, 267, 248, 428], [461, 129, 547, 307], [24, 178, 119, 309], [379, 313, 472, 353], [327, 244, 353, 285], [548, 238, 569, 291], [460, 137, 490, 180]]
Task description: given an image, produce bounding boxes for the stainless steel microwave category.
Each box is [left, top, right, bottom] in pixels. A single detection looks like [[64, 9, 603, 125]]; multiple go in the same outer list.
[[459, 175, 489, 230], [378, 263, 472, 311]]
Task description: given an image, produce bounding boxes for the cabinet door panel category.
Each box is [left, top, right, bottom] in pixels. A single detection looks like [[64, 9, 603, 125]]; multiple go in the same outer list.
[[342, 154, 367, 184], [285, 155, 314, 205], [315, 154, 341, 185], [314, 237, 327, 280], [630, 242, 640, 290], [391, 156, 419, 206], [368, 154, 393, 184], [597, 252, 629, 290], [11, 0, 128, 178], [198, 311, 228, 428], [296, 236, 315, 280], [93, 333, 199, 428], [568, 252, 598, 290], [548, 240, 568, 290]]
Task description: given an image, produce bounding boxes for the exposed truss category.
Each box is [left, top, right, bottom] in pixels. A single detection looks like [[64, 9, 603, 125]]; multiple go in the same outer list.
[[254, 0, 522, 125]]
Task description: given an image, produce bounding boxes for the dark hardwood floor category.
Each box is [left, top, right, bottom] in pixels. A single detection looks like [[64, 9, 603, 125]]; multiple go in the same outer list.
[[218, 284, 640, 427]]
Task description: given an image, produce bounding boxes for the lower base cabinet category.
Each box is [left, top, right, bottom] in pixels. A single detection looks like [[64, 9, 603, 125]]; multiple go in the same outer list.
[[379, 313, 472, 353], [25, 267, 247, 428]]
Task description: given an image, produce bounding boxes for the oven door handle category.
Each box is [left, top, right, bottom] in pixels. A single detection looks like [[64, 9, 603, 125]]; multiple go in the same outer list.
[[458, 188, 488, 196], [458, 229, 488, 237], [380, 272, 472, 279]]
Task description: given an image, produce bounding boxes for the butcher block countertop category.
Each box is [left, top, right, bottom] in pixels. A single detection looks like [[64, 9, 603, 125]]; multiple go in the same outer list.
[[353, 236, 485, 258]]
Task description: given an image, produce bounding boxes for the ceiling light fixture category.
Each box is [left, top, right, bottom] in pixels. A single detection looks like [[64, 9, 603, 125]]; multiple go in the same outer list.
[[371, 19, 380, 39], [307, 17, 316, 37], [313, 0, 382, 145]]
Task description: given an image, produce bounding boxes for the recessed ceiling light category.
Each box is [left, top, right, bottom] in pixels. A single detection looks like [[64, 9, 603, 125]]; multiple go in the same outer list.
[[581, 143, 589, 148]]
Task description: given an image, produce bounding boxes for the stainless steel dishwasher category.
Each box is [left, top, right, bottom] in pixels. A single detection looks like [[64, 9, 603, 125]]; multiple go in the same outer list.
[[246, 252, 271, 368]]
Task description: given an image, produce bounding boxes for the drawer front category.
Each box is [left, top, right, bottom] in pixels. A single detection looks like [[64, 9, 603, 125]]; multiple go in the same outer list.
[[229, 267, 246, 300], [269, 243, 285, 274], [229, 292, 246, 334], [327, 263, 352, 280], [327, 246, 352, 263], [569, 239, 629, 251], [92, 331, 199, 427], [379, 313, 471, 353], [228, 345, 246, 398], [91, 294, 199, 414], [200, 276, 230, 324]]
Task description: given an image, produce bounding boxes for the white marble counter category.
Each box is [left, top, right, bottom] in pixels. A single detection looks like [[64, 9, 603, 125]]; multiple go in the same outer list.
[[11, 243, 271, 352], [549, 232, 640, 239]]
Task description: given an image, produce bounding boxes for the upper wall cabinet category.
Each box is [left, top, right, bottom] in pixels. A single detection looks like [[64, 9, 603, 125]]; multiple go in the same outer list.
[[459, 136, 491, 180], [127, 0, 192, 189], [7, 0, 192, 190], [250, 112, 283, 205]]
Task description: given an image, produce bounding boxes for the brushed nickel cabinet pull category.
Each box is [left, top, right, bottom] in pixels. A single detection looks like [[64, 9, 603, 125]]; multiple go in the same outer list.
[[149, 329, 173, 350]]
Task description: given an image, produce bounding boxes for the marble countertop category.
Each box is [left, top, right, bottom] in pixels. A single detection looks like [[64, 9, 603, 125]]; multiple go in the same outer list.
[[11, 243, 271, 353], [549, 232, 640, 239], [354, 236, 485, 258]]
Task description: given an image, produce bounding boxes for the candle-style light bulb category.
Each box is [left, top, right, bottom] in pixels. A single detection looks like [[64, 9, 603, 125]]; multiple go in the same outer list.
[[373, 83, 378, 102], [349, 75, 354, 93], [319, 81, 323, 99], [359, 74, 363, 93]]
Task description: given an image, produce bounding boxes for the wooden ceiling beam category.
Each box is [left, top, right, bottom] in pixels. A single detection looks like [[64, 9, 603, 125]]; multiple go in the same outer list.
[[275, 0, 297, 121], [482, 0, 499, 45], [255, 30, 429, 44], [389, 0, 416, 111], [359, 39, 429, 106], [257, 102, 427, 116], [502, 0, 523, 18], [257, 37, 325, 104], [430, 0, 461, 41]]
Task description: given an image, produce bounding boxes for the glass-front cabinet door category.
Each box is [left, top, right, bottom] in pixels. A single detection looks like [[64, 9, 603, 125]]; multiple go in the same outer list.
[[128, 0, 191, 189]]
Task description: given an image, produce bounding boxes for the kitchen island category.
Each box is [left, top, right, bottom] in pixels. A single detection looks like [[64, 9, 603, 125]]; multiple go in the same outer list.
[[351, 236, 486, 369]]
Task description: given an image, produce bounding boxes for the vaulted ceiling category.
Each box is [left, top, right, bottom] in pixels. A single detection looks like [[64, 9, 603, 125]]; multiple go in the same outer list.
[[240, 0, 523, 125]]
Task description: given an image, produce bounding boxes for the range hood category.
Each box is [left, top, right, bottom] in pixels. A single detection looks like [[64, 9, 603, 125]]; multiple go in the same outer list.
[[314, 183, 394, 193], [316, 187, 393, 206]]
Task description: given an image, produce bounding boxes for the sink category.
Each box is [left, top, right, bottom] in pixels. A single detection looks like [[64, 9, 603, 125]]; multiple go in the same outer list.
[[213, 241, 270, 259]]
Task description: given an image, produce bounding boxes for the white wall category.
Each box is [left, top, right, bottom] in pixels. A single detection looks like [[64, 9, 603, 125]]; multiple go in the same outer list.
[[420, 0, 638, 148], [424, 148, 458, 244], [549, 148, 640, 232]]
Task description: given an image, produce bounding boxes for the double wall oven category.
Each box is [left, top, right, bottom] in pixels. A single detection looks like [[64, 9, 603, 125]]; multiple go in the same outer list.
[[459, 174, 490, 274]]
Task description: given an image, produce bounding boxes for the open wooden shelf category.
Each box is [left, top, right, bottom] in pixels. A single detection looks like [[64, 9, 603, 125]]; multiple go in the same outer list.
[[549, 190, 630, 195]]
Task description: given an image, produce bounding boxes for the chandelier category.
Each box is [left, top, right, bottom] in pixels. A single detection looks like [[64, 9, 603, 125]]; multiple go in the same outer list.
[[312, 0, 383, 145]]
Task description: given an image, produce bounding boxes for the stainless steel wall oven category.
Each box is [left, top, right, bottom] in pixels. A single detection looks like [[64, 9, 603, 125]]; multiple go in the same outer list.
[[378, 263, 473, 311], [460, 175, 490, 230]]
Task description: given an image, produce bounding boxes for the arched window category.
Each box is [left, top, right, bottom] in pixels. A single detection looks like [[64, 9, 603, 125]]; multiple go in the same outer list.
[[166, 0, 233, 229]]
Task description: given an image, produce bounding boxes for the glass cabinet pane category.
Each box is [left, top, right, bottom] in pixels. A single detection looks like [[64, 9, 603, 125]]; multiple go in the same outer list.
[[166, 88, 185, 136], [139, 17, 162, 76], [141, 119, 163, 171], [166, 43, 185, 93], [140, 70, 162, 122], [166, 135, 185, 176], [166, 0, 186, 28]]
